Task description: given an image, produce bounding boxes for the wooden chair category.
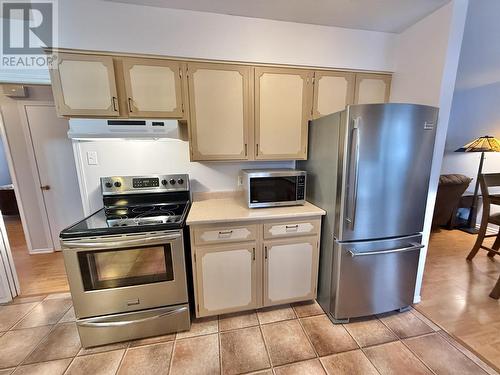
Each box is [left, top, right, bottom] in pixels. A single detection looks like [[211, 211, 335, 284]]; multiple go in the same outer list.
[[465, 173, 500, 298]]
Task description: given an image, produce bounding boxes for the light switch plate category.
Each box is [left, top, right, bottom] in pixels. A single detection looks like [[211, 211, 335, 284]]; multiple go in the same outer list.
[[237, 175, 243, 186], [86, 151, 98, 165]]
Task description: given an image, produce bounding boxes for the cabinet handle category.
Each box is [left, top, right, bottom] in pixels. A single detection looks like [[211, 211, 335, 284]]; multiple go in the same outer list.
[[244, 143, 247, 156], [285, 224, 299, 232], [252, 248, 255, 261], [127, 98, 133, 113], [218, 230, 233, 238], [264, 246, 268, 260], [111, 96, 118, 112], [256, 143, 259, 156]]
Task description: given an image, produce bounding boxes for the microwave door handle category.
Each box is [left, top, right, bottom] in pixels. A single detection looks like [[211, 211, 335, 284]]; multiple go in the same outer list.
[[346, 117, 360, 230], [78, 306, 188, 327], [62, 233, 181, 249], [348, 243, 424, 257]]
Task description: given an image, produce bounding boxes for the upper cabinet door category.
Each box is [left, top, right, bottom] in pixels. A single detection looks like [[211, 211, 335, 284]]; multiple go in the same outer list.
[[187, 63, 251, 161], [50, 53, 119, 117], [122, 58, 184, 118], [354, 73, 391, 105], [312, 71, 354, 119], [255, 67, 313, 160]]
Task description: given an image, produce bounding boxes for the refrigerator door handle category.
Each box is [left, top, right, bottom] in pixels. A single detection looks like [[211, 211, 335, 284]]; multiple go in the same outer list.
[[348, 242, 424, 257], [346, 117, 361, 229]]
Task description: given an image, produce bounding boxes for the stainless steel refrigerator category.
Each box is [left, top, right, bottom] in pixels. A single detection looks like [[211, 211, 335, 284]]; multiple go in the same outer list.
[[297, 103, 438, 322]]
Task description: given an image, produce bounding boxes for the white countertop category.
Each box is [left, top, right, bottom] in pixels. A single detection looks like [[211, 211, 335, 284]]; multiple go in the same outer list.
[[186, 196, 325, 225]]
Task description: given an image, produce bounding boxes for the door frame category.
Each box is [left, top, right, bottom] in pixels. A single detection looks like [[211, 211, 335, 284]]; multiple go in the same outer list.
[[0, 213, 20, 302]]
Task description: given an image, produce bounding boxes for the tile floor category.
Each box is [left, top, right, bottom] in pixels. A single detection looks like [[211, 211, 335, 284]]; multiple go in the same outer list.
[[0, 294, 497, 374]]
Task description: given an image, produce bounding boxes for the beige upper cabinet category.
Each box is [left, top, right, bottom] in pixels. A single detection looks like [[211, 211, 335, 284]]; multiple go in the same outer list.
[[122, 58, 184, 118], [312, 71, 355, 119], [354, 73, 391, 105], [254, 67, 313, 160], [50, 53, 119, 117], [187, 63, 251, 161], [195, 243, 258, 316]]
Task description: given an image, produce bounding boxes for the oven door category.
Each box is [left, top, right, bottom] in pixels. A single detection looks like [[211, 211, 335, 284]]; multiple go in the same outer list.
[[249, 176, 302, 208], [61, 231, 188, 319]]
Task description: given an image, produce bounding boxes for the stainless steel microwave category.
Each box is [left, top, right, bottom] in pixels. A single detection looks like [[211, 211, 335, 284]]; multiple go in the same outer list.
[[241, 169, 306, 208]]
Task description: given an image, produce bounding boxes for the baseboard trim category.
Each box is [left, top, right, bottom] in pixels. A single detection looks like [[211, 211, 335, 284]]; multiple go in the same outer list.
[[28, 247, 54, 254]]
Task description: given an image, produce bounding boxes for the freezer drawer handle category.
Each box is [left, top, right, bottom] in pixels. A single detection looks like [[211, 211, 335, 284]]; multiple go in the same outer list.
[[348, 242, 424, 257], [62, 233, 181, 249], [77, 306, 188, 328]]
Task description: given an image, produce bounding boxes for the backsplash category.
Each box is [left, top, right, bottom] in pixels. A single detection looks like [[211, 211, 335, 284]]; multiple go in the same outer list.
[[74, 138, 294, 214]]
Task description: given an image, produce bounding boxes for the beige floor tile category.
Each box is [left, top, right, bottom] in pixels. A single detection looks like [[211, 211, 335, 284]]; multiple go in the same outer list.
[[274, 359, 326, 375], [364, 341, 433, 374], [320, 350, 379, 375], [248, 371, 273, 375], [176, 316, 218, 339], [65, 349, 125, 375], [261, 320, 316, 366], [14, 299, 72, 329], [220, 326, 270, 375], [78, 342, 129, 356], [301, 315, 358, 356], [7, 296, 46, 305], [24, 323, 80, 364], [129, 333, 175, 348], [12, 358, 72, 375], [170, 334, 219, 375], [0, 303, 38, 331], [0, 369, 13, 375], [44, 293, 71, 300], [0, 326, 52, 368], [117, 342, 173, 374], [377, 310, 434, 339], [405, 333, 488, 375], [58, 307, 76, 324], [219, 310, 259, 332], [344, 317, 398, 347], [291, 300, 324, 318], [257, 304, 296, 325]]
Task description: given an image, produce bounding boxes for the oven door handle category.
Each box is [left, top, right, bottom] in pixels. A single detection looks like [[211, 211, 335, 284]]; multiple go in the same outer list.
[[77, 306, 188, 328], [62, 233, 181, 249]]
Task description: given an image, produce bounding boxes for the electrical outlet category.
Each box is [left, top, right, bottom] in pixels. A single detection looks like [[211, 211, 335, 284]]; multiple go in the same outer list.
[[86, 151, 98, 165], [237, 175, 243, 186]]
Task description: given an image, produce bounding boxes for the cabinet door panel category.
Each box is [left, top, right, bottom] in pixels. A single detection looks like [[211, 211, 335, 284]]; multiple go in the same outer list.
[[196, 243, 257, 316], [122, 58, 183, 118], [188, 63, 250, 160], [255, 67, 313, 160], [264, 237, 319, 306], [313, 71, 354, 119], [354, 73, 391, 105], [51, 53, 118, 116]]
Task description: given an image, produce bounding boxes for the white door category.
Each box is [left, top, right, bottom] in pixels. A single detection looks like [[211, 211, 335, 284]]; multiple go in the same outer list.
[[0, 213, 19, 302], [19, 103, 84, 250]]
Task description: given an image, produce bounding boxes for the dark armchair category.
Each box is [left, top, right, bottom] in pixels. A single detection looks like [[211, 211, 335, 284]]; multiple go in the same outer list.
[[432, 174, 472, 228]]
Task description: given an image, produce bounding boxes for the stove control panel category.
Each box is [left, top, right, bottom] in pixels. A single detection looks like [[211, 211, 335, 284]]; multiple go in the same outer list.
[[101, 174, 190, 195]]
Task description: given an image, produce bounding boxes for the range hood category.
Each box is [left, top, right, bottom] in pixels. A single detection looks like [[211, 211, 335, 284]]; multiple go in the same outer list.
[[68, 119, 181, 140]]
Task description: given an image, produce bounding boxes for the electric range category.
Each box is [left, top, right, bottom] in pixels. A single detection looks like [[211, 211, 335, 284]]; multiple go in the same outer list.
[[59, 174, 192, 348]]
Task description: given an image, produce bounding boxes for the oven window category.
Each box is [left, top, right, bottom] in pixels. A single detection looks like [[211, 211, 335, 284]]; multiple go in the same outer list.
[[250, 177, 297, 203], [78, 245, 174, 291]]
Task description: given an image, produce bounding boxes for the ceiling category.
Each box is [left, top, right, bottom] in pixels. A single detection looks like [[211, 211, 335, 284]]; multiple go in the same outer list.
[[104, 0, 450, 33]]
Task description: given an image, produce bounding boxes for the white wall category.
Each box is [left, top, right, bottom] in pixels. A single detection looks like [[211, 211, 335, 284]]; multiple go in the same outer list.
[[0, 0, 395, 84], [75, 138, 293, 214], [0, 140, 11, 186], [441, 0, 500, 189], [390, 0, 469, 302]]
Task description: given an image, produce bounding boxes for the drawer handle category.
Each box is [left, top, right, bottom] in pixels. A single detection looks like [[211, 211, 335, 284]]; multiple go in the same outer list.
[[285, 224, 299, 232], [218, 230, 233, 238]]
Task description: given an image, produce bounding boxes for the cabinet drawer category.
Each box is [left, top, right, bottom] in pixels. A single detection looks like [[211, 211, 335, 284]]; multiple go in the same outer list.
[[263, 219, 320, 239], [193, 224, 257, 245]]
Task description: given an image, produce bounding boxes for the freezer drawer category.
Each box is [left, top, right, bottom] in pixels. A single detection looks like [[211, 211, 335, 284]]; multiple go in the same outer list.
[[332, 234, 422, 321]]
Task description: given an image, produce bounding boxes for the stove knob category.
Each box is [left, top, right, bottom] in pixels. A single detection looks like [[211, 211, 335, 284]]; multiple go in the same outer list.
[[177, 178, 184, 185], [161, 179, 168, 186], [105, 182, 112, 188], [169, 179, 176, 185], [114, 181, 122, 188]]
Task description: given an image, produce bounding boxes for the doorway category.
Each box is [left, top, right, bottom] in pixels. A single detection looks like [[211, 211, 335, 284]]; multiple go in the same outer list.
[[0, 85, 83, 299]]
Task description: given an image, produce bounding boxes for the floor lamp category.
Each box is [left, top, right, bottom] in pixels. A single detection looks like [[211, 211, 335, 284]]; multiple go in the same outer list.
[[455, 135, 500, 234]]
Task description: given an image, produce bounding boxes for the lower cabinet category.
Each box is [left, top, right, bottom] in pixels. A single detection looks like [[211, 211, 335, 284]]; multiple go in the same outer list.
[[264, 237, 319, 306], [194, 243, 258, 316], [191, 217, 322, 317]]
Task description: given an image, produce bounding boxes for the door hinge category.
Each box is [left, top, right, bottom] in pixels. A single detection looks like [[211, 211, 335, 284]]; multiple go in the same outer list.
[[179, 68, 182, 79], [181, 102, 184, 113]]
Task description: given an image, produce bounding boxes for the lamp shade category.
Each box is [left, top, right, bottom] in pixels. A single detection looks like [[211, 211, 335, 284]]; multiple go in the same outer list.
[[455, 135, 500, 152]]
